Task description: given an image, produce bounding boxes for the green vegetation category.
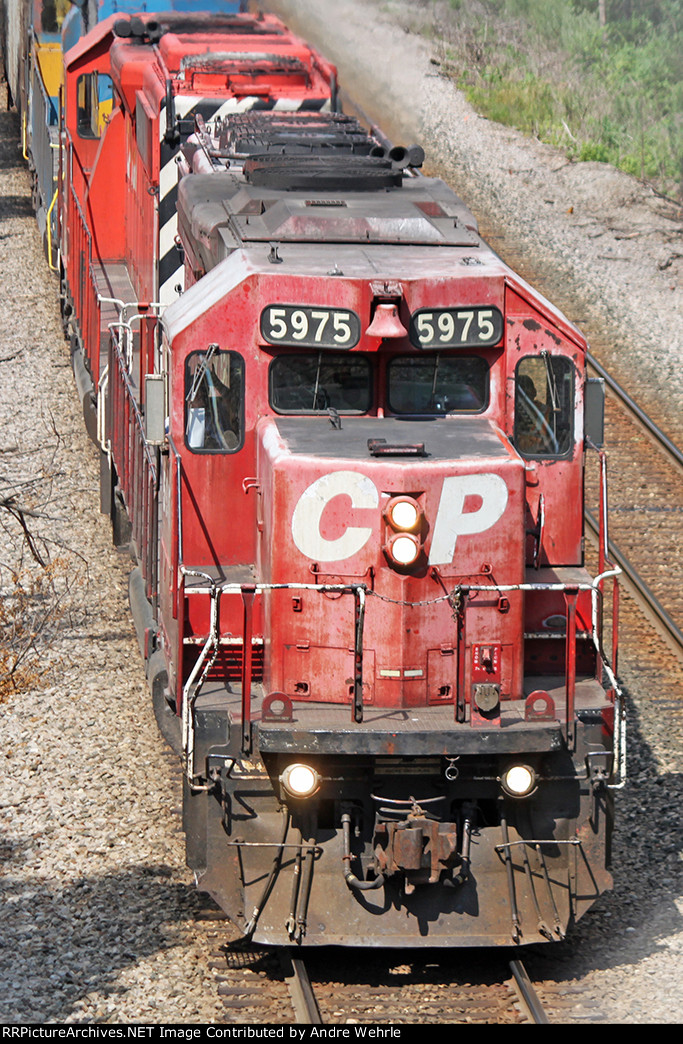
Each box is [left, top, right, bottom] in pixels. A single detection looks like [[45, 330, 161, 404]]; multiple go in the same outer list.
[[420, 0, 683, 199]]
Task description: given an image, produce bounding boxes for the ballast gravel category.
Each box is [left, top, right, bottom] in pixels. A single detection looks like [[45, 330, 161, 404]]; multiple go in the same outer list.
[[1, 0, 683, 1024], [0, 89, 224, 1024]]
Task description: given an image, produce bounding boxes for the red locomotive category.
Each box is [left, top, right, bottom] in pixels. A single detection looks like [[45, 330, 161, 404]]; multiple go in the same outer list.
[[56, 10, 625, 946], [59, 8, 337, 438]]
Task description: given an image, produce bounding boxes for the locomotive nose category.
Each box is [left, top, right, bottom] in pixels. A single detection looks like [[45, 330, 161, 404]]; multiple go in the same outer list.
[[256, 413, 525, 709]]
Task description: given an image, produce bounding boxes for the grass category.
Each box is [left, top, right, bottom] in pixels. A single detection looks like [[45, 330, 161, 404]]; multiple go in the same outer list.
[[404, 0, 683, 200]]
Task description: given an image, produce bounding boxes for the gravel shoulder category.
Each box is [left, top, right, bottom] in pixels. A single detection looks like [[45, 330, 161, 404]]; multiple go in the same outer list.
[[1, 0, 682, 1024], [0, 90, 223, 1023]]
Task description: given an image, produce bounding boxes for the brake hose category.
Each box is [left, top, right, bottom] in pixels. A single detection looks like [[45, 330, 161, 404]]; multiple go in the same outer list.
[[341, 812, 385, 891]]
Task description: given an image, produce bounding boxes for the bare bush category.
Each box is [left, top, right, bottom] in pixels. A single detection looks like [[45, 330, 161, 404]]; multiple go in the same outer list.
[[0, 435, 91, 701], [0, 559, 82, 701]]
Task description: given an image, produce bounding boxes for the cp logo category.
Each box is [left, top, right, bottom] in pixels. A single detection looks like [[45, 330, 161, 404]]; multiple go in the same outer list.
[[291, 471, 508, 565]]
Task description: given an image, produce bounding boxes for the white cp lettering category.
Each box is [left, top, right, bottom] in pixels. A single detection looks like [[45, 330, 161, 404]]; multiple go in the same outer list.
[[291, 471, 379, 562], [428, 473, 509, 565]]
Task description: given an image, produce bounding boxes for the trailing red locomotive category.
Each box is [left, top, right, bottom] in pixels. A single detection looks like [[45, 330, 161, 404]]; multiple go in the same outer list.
[[58, 8, 338, 442], [28, 8, 625, 947]]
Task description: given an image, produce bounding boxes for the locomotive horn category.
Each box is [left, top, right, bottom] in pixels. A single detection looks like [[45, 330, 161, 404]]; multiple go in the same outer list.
[[365, 302, 408, 340], [129, 16, 145, 38], [406, 144, 426, 167], [388, 144, 425, 168], [388, 145, 409, 167], [146, 20, 163, 44]]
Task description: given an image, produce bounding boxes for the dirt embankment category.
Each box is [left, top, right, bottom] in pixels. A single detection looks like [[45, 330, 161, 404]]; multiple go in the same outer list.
[[269, 0, 683, 440]]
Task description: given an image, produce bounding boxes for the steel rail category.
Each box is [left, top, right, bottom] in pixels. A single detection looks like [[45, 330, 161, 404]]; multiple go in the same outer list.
[[281, 950, 323, 1024], [585, 510, 683, 660], [584, 352, 683, 660], [587, 352, 683, 472], [509, 960, 549, 1024]]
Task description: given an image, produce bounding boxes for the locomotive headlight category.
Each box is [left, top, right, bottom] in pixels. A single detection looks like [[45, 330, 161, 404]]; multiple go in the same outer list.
[[280, 763, 320, 799], [501, 763, 537, 798], [386, 496, 421, 532], [386, 532, 421, 567]]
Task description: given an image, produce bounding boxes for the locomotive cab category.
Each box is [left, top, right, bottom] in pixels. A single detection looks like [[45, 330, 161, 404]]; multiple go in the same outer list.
[[151, 140, 620, 945]]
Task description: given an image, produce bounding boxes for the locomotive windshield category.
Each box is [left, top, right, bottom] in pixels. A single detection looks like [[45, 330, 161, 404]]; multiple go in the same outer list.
[[270, 353, 372, 413], [269, 352, 489, 415], [388, 354, 488, 414]]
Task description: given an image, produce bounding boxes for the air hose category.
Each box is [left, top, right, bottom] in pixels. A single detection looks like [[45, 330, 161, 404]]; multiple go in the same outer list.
[[341, 812, 385, 891]]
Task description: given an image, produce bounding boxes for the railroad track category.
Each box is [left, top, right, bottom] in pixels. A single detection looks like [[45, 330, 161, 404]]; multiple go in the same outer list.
[[584, 508, 683, 661], [282, 952, 322, 1025], [508, 960, 549, 1025], [587, 353, 683, 472], [195, 918, 555, 1024], [583, 353, 683, 662]]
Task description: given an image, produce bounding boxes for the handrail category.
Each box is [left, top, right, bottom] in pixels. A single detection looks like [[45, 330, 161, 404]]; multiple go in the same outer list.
[[584, 439, 624, 786], [181, 569, 222, 781], [21, 38, 32, 161], [167, 434, 183, 597], [46, 188, 59, 271], [69, 179, 92, 250], [110, 333, 158, 480], [108, 332, 159, 618], [179, 572, 624, 785], [180, 578, 368, 783]]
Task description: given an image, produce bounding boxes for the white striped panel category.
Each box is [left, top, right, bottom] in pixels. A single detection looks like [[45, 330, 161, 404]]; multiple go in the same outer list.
[[159, 157, 178, 204], [156, 94, 332, 306], [159, 268, 184, 307], [169, 95, 332, 124], [159, 215, 178, 266]]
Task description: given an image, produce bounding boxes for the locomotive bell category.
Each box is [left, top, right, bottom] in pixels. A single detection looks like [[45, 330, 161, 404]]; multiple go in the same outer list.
[[473, 683, 500, 713], [365, 303, 408, 340]]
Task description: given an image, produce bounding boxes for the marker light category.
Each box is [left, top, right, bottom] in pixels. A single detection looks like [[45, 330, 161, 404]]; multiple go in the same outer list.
[[280, 763, 320, 799], [387, 532, 421, 567], [501, 764, 537, 798], [386, 496, 421, 532]]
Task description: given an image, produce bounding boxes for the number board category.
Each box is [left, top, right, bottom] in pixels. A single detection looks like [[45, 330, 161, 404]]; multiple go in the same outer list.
[[409, 307, 504, 349], [261, 305, 361, 349]]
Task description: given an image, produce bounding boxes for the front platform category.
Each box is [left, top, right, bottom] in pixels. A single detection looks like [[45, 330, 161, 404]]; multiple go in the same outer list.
[[192, 676, 610, 757]]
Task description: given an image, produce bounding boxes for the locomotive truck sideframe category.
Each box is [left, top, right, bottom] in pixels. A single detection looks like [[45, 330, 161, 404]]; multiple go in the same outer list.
[[5, 4, 625, 948]]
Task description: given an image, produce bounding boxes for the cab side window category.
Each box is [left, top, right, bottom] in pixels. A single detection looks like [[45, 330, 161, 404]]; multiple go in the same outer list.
[[76, 73, 113, 139], [185, 348, 244, 453], [40, 1, 69, 33], [514, 355, 574, 457]]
